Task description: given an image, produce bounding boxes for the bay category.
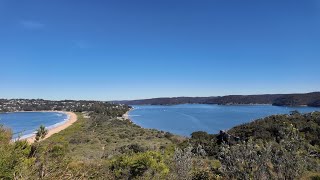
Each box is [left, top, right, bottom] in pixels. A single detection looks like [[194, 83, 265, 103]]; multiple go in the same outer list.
[[129, 104, 320, 136], [0, 112, 68, 139]]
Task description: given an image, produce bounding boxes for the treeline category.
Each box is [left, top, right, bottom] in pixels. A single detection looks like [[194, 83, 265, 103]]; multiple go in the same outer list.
[[272, 92, 320, 106], [114, 97, 213, 105], [115, 92, 320, 107]]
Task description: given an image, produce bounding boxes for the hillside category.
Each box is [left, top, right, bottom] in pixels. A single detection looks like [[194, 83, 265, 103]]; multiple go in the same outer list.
[[1, 103, 320, 179], [186, 111, 320, 179], [228, 111, 320, 146], [272, 92, 320, 106], [115, 92, 320, 107], [114, 97, 212, 105]]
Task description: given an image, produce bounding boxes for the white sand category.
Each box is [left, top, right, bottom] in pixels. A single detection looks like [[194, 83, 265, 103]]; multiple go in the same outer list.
[[25, 112, 77, 144]]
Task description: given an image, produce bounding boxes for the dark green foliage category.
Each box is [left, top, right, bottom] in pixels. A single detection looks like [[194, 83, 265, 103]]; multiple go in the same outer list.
[[117, 92, 320, 107], [164, 132, 174, 139], [191, 131, 211, 140], [290, 110, 301, 115], [118, 143, 146, 154], [189, 131, 219, 157], [109, 151, 169, 179], [273, 95, 301, 106], [185, 112, 320, 179], [0, 125, 11, 145], [229, 112, 320, 146], [219, 123, 316, 179], [272, 92, 320, 106], [0, 127, 33, 179], [48, 144, 67, 158], [35, 125, 48, 142]]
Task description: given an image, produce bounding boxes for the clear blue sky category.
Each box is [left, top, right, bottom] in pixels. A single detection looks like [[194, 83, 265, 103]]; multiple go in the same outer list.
[[1, 0, 319, 100]]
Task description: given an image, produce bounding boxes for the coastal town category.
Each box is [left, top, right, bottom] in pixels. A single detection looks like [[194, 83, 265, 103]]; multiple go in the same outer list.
[[0, 99, 129, 115]]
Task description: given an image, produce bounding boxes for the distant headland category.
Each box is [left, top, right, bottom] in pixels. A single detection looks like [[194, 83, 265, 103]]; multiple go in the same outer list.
[[113, 92, 320, 107]]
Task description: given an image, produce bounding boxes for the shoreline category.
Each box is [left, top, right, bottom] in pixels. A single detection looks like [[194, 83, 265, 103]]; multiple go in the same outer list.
[[119, 103, 318, 107], [122, 107, 134, 121], [19, 111, 78, 144]]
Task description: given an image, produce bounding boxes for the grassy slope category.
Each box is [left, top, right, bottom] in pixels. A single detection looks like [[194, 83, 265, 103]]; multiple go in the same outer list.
[[40, 111, 320, 179], [43, 113, 176, 162]]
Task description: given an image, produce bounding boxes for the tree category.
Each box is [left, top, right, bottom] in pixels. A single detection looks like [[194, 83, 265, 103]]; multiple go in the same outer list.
[[35, 125, 48, 142], [290, 110, 300, 116]]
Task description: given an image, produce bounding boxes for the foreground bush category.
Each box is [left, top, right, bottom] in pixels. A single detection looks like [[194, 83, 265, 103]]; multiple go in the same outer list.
[[110, 151, 169, 179], [0, 126, 34, 179], [219, 123, 317, 179]]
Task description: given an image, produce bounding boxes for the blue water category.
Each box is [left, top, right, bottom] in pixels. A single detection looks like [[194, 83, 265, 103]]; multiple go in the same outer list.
[[0, 112, 68, 139], [129, 104, 320, 136]]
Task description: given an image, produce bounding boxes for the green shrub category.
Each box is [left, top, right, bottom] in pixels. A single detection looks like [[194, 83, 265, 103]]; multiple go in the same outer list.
[[48, 144, 67, 158], [164, 132, 174, 139], [118, 143, 146, 154], [0, 126, 32, 179], [110, 151, 169, 179]]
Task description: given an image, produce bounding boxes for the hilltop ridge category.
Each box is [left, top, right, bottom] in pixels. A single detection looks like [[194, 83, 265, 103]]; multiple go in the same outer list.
[[114, 92, 320, 107]]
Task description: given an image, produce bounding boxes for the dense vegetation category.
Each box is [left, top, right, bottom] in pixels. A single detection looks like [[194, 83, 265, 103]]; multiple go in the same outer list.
[[116, 92, 320, 107], [0, 99, 128, 115], [1, 102, 320, 179], [228, 111, 320, 146], [0, 105, 183, 179], [272, 93, 320, 106], [114, 97, 213, 106], [186, 111, 320, 179]]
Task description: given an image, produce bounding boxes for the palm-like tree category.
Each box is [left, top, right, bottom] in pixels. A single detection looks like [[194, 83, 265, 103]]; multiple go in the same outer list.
[[35, 125, 48, 142]]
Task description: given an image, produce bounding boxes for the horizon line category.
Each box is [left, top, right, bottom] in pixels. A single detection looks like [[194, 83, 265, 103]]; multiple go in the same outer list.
[[1, 91, 319, 102]]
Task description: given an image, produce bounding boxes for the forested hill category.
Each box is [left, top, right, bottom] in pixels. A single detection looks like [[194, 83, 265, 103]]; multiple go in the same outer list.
[[114, 92, 320, 107], [114, 97, 214, 106]]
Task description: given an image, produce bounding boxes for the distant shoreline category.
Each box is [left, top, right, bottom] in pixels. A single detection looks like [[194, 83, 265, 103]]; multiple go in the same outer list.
[[126, 103, 274, 106], [123, 103, 315, 107], [11, 111, 78, 144], [124, 104, 320, 137], [115, 92, 320, 107]]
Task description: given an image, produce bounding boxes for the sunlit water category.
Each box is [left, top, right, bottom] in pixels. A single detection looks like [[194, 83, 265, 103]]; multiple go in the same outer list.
[[129, 104, 320, 136], [0, 112, 68, 139]]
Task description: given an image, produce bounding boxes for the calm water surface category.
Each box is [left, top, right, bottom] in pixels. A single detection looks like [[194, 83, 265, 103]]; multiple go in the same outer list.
[[0, 112, 68, 139], [129, 104, 320, 136]]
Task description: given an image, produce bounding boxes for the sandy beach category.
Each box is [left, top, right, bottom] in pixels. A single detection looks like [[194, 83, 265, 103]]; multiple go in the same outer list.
[[122, 107, 134, 120], [122, 111, 130, 119], [25, 111, 77, 143]]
